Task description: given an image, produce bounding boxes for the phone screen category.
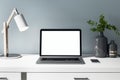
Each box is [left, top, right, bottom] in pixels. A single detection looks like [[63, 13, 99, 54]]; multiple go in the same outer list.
[[91, 59, 100, 63]]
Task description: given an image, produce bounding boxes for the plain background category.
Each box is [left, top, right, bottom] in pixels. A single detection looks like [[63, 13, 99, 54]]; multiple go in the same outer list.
[[0, 0, 120, 55]]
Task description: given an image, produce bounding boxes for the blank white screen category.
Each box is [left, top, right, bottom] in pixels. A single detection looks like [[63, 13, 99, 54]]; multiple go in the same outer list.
[[42, 31, 80, 55]]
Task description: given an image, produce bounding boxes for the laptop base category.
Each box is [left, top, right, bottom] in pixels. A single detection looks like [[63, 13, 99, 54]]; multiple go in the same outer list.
[[36, 56, 85, 64]]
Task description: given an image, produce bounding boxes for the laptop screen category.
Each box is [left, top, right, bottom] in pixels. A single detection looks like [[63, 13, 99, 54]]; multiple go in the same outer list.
[[40, 29, 82, 56]]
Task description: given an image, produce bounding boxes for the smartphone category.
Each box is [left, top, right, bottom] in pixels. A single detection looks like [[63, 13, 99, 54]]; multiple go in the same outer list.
[[91, 59, 100, 63]]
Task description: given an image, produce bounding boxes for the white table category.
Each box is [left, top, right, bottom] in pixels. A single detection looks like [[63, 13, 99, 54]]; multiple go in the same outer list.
[[0, 54, 120, 80]]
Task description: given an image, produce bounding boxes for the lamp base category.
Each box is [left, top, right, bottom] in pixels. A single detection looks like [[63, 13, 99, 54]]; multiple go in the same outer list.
[[0, 54, 22, 59]]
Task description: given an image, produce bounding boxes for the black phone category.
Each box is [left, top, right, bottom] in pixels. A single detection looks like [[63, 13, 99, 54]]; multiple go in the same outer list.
[[91, 59, 100, 63]]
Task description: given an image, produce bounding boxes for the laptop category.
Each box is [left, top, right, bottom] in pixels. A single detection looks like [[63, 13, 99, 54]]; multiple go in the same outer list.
[[36, 29, 85, 64]]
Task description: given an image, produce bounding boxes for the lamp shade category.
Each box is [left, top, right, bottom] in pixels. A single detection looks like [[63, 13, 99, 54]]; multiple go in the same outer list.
[[14, 14, 29, 32]]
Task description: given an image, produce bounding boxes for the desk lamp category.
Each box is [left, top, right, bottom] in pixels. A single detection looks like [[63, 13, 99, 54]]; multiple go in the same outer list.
[[1, 8, 29, 58]]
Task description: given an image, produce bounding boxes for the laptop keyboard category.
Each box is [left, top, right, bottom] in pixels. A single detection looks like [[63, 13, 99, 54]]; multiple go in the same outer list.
[[41, 58, 79, 61]]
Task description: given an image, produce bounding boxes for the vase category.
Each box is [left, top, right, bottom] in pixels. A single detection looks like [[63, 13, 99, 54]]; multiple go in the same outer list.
[[95, 32, 108, 57], [109, 40, 117, 57]]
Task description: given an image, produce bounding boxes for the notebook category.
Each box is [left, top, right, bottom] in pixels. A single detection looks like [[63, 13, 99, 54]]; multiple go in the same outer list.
[[36, 29, 85, 64]]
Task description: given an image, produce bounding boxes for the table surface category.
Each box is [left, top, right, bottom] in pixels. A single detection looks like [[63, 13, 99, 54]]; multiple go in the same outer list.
[[0, 54, 120, 73]]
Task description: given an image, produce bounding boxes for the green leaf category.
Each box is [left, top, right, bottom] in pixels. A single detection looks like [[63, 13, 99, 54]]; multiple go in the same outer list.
[[97, 25, 104, 32], [106, 24, 112, 30], [87, 14, 120, 36], [87, 20, 97, 26], [111, 25, 117, 30], [90, 28, 97, 32], [99, 15, 107, 26], [106, 24, 117, 30]]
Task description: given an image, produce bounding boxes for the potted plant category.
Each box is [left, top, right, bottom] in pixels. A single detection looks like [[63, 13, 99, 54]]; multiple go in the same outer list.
[[87, 14, 119, 57]]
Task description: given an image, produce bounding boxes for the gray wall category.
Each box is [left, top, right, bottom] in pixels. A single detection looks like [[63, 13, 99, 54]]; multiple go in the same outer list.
[[0, 0, 120, 54]]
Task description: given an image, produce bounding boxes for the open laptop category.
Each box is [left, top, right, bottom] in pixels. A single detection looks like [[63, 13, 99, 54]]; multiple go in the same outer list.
[[36, 29, 85, 64]]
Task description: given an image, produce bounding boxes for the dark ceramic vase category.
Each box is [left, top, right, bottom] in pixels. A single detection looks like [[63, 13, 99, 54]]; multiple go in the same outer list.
[[95, 32, 108, 57]]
